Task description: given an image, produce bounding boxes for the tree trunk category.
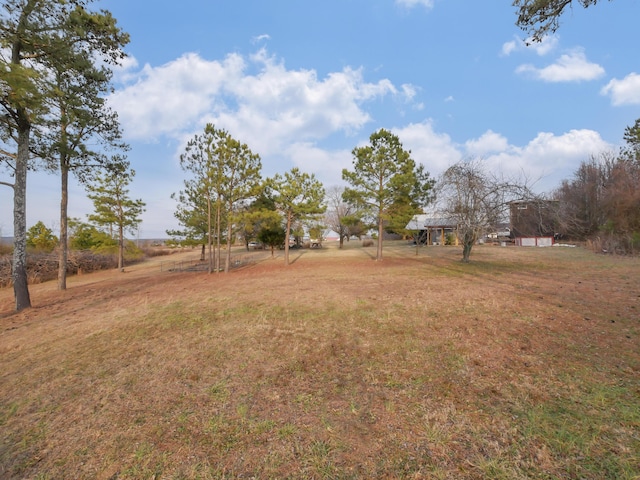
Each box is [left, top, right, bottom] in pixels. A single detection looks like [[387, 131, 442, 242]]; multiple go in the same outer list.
[[207, 195, 213, 274], [462, 242, 472, 263], [225, 221, 232, 273], [224, 201, 233, 273], [461, 232, 476, 263], [376, 216, 384, 261], [215, 200, 222, 273], [13, 121, 31, 311], [284, 212, 292, 266], [58, 162, 69, 290], [118, 223, 124, 271]]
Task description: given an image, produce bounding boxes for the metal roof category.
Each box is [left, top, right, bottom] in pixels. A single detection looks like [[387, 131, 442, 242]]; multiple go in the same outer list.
[[405, 214, 457, 230]]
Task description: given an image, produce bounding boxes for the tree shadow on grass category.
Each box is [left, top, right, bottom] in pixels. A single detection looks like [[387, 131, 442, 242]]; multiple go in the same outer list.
[[288, 250, 307, 265]]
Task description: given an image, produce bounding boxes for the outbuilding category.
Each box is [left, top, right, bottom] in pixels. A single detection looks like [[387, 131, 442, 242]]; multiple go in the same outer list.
[[509, 200, 559, 247]]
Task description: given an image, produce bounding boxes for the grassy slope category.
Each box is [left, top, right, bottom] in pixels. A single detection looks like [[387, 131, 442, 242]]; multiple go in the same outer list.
[[0, 243, 638, 479]]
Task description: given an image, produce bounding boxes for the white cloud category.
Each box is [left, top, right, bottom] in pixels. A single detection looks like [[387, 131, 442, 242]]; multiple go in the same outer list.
[[528, 35, 559, 56], [392, 120, 463, 175], [501, 35, 558, 57], [465, 130, 509, 155], [109, 49, 398, 152], [285, 143, 351, 186], [372, 122, 610, 192], [516, 49, 605, 82], [109, 52, 245, 140], [401, 83, 417, 101], [252, 34, 271, 43], [601, 72, 640, 106], [480, 129, 612, 192], [395, 0, 435, 9], [111, 54, 140, 83], [391, 124, 611, 193], [501, 40, 519, 57]]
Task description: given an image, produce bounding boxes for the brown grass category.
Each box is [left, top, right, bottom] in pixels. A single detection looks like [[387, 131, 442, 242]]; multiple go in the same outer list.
[[1, 242, 639, 479]]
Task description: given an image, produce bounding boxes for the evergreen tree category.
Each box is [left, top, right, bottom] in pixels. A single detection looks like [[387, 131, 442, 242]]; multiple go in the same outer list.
[[178, 124, 262, 273], [257, 225, 286, 257], [168, 179, 210, 261], [269, 168, 325, 266], [86, 162, 145, 271], [26, 221, 58, 252], [342, 129, 432, 261], [235, 187, 282, 250], [41, 43, 128, 290]]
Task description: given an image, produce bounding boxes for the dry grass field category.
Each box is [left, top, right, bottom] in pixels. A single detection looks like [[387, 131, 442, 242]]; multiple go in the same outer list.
[[1, 242, 638, 479]]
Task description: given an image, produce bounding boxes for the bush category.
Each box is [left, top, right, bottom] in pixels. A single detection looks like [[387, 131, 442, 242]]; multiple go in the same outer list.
[[445, 233, 456, 245], [26, 221, 58, 253], [587, 233, 640, 255]]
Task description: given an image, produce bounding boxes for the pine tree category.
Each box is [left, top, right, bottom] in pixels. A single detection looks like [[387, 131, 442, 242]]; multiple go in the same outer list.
[[86, 163, 145, 271], [270, 168, 326, 266]]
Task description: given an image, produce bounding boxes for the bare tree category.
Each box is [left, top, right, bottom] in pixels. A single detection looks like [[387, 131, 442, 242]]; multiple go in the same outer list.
[[325, 186, 357, 248], [437, 159, 531, 262], [554, 141, 640, 253], [552, 152, 612, 239]]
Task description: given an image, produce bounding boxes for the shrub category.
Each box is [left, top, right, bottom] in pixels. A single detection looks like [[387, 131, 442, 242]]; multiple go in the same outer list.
[[0, 248, 148, 288], [26, 221, 58, 252], [587, 232, 640, 255]]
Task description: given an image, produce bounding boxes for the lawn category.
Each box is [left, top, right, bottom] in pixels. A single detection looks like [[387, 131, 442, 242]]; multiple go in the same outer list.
[[1, 242, 638, 479]]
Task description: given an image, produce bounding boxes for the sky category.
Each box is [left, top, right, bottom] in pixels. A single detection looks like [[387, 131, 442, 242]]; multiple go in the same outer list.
[[1, 0, 639, 239]]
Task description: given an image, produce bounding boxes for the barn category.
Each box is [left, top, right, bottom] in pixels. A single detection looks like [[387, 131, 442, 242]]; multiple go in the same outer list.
[[509, 200, 559, 247]]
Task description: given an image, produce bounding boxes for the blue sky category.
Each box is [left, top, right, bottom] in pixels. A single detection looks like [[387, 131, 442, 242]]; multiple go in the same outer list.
[[2, 0, 639, 239]]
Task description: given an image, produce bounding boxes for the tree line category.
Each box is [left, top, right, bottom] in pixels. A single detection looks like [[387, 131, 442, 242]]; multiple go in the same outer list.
[[168, 126, 435, 267]]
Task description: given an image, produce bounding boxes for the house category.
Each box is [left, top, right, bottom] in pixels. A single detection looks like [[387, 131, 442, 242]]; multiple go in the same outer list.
[[406, 214, 458, 245]]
